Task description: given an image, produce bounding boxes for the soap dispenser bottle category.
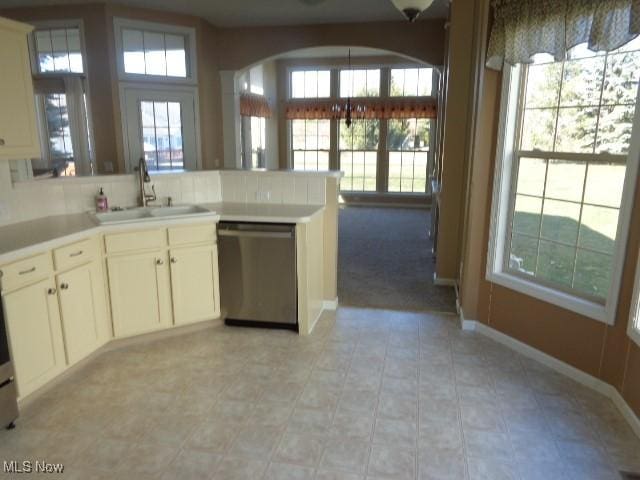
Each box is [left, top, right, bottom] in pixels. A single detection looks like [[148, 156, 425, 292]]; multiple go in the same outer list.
[[96, 187, 109, 212]]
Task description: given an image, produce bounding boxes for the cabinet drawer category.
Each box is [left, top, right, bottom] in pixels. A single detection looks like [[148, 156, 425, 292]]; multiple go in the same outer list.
[[105, 229, 166, 254], [53, 238, 97, 271], [0, 252, 53, 292], [168, 224, 216, 246]]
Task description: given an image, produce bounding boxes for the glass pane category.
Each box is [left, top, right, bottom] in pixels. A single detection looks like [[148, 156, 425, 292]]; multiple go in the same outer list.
[[364, 151, 377, 191], [555, 107, 597, 153], [520, 108, 556, 151], [545, 160, 586, 202], [525, 63, 562, 108], [559, 56, 605, 107], [537, 240, 576, 288], [318, 152, 329, 170], [293, 151, 304, 170], [36, 31, 54, 72], [513, 195, 542, 236], [304, 151, 317, 170], [144, 31, 166, 76], [403, 69, 419, 96], [304, 71, 318, 98], [540, 199, 581, 244], [390, 69, 404, 96], [509, 234, 538, 276], [66, 29, 83, 73], [418, 68, 433, 96], [291, 71, 305, 98], [340, 70, 352, 98], [388, 152, 402, 192], [168, 102, 181, 127], [583, 164, 625, 208], [596, 104, 634, 154], [366, 69, 380, 96], [318, 70, 331, 98], [123, 29, 145, 74], [51, 29, 70, 72], [154, 102, 169, 128], [140, 101, 155, 127], [353, 70, 367, 97], [170, 127, 183, 154], [292, 120, 305, 149], [142, 127, 156, 152], [516, 157, 546, 196], [602, 51, 640, 106], [574, 249, 612, 300], [305, 120, 318, 150], [165, 34, 186, 77], [318, 120, 330, 149], [578, 205, 618, 254]]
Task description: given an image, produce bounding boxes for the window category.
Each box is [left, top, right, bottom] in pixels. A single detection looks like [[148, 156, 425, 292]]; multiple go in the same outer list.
[[291, 119, 330, 171], [242, 65, 265, 95], [140, 101, 184, 171], [390, 68, 433, 96], [488, 40, 640, 323], [387, 118, 430, 193], [291, 70, 331, 98], [340, 69, 381, 97], [42, 93, 75, 175], [250, 116, 266, 169], [33, 27, 83, 73], [114, 19, 196, 82], [339, 119, 379, 191], [630, 252, 640, 346]]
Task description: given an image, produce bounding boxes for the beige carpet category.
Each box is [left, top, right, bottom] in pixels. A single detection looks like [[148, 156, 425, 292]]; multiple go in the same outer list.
[[338, 205, 457, 313]]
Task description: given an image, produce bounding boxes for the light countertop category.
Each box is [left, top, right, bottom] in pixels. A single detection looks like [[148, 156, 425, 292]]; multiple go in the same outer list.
[[0, 202, 324, 264]]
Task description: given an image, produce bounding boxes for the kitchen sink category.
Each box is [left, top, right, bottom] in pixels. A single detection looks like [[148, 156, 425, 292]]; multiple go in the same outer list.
[[149, 205, 210, 217], [94, 205, 213, 224]]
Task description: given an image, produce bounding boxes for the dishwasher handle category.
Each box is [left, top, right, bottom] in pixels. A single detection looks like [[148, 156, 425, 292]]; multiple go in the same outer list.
[[218, 229, 293, 239]]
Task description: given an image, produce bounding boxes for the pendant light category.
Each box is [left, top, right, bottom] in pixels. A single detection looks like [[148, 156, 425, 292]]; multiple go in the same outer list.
[[390, 0, 436, 22]]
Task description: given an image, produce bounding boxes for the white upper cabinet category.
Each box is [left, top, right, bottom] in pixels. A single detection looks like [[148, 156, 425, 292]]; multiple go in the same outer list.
[[0, 17, 40, 160]]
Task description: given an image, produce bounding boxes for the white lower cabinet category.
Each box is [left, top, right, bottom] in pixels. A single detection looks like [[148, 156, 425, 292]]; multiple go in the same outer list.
[[3, 278, 66, 398], [107, 250, 173, 337], [56, 262, 109, 365], [169, 245, 220, 325]]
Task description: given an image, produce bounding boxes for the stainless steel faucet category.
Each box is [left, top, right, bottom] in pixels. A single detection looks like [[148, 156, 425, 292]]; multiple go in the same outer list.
[[137, 157, 157, 207]]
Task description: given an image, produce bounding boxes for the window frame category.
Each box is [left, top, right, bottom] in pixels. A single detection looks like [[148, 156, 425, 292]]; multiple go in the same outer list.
[[288, 68, 332, 99], [487, 64, 640, 325], [113, 17, 197, 85], [27, 19, 88, 76], [290, 119, 331, 172], [629, 250, 640, 346]]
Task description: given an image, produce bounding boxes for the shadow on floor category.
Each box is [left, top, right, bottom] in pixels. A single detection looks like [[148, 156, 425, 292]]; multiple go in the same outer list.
[[338, 205, 456, 313]]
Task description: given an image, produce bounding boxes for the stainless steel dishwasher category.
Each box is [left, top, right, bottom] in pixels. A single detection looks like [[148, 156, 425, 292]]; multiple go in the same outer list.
[[217, 222, 297, 330]]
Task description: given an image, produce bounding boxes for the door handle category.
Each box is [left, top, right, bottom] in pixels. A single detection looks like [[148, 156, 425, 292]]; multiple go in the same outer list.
[[60, 283, 69, 290], [156, 259, 164, 265], [170, 257, 177, 264], [217, 230, 293, 239], [47, 288, 57, 295]]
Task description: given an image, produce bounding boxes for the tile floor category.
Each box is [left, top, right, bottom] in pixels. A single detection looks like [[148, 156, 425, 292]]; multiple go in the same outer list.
[[0, 307, 639, 479]]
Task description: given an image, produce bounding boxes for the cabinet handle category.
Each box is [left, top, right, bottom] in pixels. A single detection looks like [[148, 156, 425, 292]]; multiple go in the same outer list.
[[69, 250, 83, 257], [47, 288, 56, 295], [0, 138, 5, 146], [156, 259, 164, 265], [19, 267, 36, 275], [170, 257, 177, 264], [60, 283, 69, 290]]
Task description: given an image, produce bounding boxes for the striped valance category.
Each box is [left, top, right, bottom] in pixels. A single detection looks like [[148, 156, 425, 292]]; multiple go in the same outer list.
[[284, 98, 437, 120], [240, 93, 272, 118]]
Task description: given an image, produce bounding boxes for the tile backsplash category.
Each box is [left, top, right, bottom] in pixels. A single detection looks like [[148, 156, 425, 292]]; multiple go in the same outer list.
[[0, 163, 334, 227]]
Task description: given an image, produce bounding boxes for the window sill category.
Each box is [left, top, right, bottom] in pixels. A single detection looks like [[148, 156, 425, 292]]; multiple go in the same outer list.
[[486, 270, 612, 325]]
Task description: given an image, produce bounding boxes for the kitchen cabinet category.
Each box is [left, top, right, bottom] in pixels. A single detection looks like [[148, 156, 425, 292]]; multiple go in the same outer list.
[[2, 278, 66, 398], [0, 17, 40, 161], [107, 250, 172, 337], [56, 261, 109, 365], [169, 245, 220, 325]]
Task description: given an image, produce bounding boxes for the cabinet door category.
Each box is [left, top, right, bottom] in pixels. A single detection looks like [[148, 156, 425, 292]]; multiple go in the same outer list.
[[3, 278, 65, 398], [56, 262, 107, 365], [0, 21, 40, 160], [169, 245, 220, 325], [107, 251, 172, 337]]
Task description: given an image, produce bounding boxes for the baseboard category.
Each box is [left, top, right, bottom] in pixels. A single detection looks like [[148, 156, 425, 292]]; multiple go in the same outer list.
[[458, 307, 477, 331], [322, 297, 339, 310], [459, 316, 640, 439], [433, 273, 457, 287]]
